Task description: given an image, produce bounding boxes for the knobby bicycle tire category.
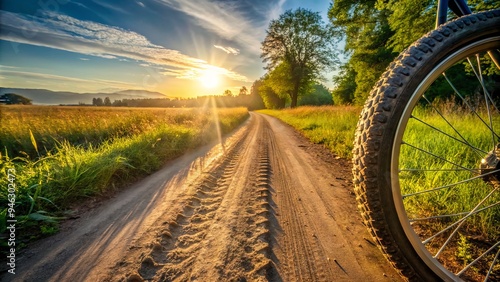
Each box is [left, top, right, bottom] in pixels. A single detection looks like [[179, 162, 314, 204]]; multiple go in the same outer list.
[[353, 9, 500, 282]]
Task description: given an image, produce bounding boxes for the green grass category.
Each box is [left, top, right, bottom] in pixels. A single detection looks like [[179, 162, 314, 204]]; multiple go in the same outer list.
[[0, 106, 225, 158], [259, 105, 362, 158], [0, 106, 248, 242], [400, 107, 499, 239]]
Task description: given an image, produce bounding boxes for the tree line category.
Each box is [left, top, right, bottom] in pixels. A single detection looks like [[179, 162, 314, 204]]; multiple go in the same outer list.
[[92, 83, 334, 109], [91, 89, 265, 109]]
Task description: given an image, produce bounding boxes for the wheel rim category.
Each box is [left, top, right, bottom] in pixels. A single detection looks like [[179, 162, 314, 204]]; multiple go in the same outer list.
[[391, 37, 500, 281]]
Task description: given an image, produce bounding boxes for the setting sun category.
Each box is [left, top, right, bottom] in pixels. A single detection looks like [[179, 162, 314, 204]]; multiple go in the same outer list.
[[199, 72, 220, 89]]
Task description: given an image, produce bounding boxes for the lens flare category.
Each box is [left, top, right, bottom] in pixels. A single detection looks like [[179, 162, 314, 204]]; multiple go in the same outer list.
[[199, 71, 219, 89]]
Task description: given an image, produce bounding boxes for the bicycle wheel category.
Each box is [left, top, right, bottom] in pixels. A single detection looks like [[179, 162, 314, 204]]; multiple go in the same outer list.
[[353, 10, 500, 282]]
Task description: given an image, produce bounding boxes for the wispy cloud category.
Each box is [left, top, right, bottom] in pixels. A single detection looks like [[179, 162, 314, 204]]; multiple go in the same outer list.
[[156, 0, 267, 54], [0, 69, 140, 90], [136, 1, 146, 8], [91, 0, 130, 15], [267, 0, 287, 22], [0, 70, 92, 83], [214, 45, 240, 55], [0, 64, 19, 69], [0, 10, 249, 82], [80, 58, 90, 61]]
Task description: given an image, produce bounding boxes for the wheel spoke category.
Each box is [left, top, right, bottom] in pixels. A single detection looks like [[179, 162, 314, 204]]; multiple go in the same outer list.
[[467, 56, 500, 113], [423, 186, 499, 258], [402, 141, 476, 173], [409, 201, 500, 222], [402, 168, 499, 198], [457, 241, 500, 277], [406, 51, 500, 279], [442, 72, 500, 140], [410, 115, 487, 155], [400, 168, 482, 172], [484, 247, 500, 282], [474, 55, 498, 149]]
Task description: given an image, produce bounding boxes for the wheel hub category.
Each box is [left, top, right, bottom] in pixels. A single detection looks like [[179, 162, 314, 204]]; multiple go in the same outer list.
[[480, 144, 500, 183]]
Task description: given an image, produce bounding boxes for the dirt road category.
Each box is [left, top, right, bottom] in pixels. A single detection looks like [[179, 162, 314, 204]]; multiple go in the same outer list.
[[2, 113, 401, 282]]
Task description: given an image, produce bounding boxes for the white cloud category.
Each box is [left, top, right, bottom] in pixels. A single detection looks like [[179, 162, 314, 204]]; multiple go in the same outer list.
[[137, 1, 145, 8], [91, 0, 130, 14], [0, 70, 92, 83], [0, 69, 140, 90], [156, 0, 266, 54], [0, 64, 19, 69], [80, 58, 89, 61], [0, 10, 250, 83], [214, 45, 240, 55], [267, 0, 287, 22]]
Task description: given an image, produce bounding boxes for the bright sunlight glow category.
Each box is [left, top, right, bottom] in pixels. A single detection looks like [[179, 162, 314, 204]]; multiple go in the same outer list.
[[199, 71, 220, 89]]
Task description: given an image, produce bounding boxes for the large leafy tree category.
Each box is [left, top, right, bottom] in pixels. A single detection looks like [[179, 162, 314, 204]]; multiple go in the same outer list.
[[261, 8, 337, 108], [329, 0, 397, 105]]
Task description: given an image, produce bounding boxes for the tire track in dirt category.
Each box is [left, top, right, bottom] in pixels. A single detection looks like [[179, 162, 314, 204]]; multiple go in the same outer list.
[[263, 117, 331, 282], [260, 113, 401, 282], [107, 114, 274, 282]]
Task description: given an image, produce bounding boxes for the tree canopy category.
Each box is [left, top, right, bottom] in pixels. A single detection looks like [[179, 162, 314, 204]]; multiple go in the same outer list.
[[328, 0, 500, 105], [261, 8, 337, 108], [328, 0, 397, 105]]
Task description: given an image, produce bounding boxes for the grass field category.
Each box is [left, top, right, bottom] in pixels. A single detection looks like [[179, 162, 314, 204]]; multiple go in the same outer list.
[[0, 106, 248, 240], [0, 106, 246, 159], [259, 106, 362, 158]]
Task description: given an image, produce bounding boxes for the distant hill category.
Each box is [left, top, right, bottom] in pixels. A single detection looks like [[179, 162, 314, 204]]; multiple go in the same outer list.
[[0, 88, 169, 105]]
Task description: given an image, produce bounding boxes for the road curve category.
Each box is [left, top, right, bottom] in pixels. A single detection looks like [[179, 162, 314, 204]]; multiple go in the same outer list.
[[1, 113, 401, 282]]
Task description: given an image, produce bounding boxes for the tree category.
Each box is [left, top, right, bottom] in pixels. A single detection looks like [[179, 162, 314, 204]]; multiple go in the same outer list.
[[94, 97, 103, 106], [249, 80, 266, 110], [329, 0, 397, 105], [378, 0, 435, 53], [104, 97, 112, 106], [331, 64, 356, 105], [264, 61, 297, 101], [223, 89, 233, 97], [0, 93, 32, 105], [255, 76, 287, 109], [261, 8, 337, 108], [238, 86, 248, 96]]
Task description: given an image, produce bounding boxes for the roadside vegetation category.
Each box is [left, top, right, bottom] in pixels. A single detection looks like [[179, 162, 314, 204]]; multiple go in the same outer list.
[[0, 106, 248, 243], [259, 106, 361, 158]]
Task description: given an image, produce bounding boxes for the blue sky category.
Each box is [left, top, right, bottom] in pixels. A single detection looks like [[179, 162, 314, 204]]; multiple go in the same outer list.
[[0, 0, 332, 98]]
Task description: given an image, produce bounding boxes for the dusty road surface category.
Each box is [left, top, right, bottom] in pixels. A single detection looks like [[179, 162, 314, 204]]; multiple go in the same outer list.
[[2, 113, 401, 282]]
